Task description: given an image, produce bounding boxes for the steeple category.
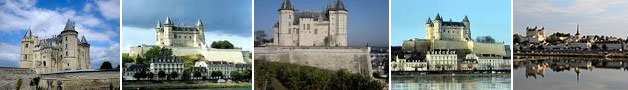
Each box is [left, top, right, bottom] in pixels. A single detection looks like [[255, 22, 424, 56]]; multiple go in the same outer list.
[[279, 0, 294, 11], [463, 15, 469, 22], [334, 0, 347, 11], [164, 16, 172, 25], [63, 19, 75, 31], [576, 23, 580, 35], [435, 13, 442, 21], [196, 19, 203, 26]]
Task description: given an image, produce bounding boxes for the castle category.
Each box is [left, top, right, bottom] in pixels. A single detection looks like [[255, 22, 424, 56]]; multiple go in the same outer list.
[[402, 14, 507, 56], [20, 20, 91, 73], [425, 14, 472, 41], [272, 0, 348, 46], [155, 17, 206, 48], [129, 17, 248, 64], [523, 26, 546, 43]]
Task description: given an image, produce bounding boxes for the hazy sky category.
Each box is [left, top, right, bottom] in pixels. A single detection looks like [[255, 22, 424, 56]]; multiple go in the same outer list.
[[391, 0, 512, 46], [0, 0, 120, 68], [121, 0, 252, 52], [254, 0, 389, 47], [514, 0, 628, 38]]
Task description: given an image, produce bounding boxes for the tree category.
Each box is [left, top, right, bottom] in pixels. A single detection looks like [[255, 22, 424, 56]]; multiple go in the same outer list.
[[211, 40, 235, 49], [194, 71, 203, 80], [254, 30, 270, 46], [122, 53, 134, 63], [513, 34, 521, 43], [133, 71, 144, 80], [211, 71, 223, 79], [231, 71, 241, 81], [181, 70, 191, 81], [143, 47, 173, 64], [592, 44, 600, 50], [158, 71, 167, 80], [602, 44, 608, 50], [100, 61, 113, 70], [169, 71, 179, 80], [30, 77, 40, 89], [182, 54, 204, 68], [16, 78, 22, 90], [475, 36, 496, 43], [147, 72, 154, 80]]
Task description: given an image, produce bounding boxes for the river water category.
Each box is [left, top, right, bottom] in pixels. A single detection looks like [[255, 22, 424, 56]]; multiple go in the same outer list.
[[392, 73, 511, 90], [514, 56, 628, 90]]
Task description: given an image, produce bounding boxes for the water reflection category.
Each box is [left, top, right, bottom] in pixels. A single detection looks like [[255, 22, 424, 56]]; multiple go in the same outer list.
[[392, 74, 511, 90], [514, 56, 628, 89]]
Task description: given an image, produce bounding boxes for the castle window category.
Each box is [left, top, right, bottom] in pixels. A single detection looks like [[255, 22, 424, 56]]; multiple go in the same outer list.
[[66, 51, 68, 56], [65, 37, 67, 41], [25, 44, 28, 48], [307, 24, 310, 30], [24, 54, 27, 60]]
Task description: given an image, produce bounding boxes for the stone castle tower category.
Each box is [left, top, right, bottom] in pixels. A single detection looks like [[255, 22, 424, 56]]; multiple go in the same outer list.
[[20, 20, 90, 73], [155, 17, 207, 48], [273, 0, 347, 46], [425, 14, 472, 41]]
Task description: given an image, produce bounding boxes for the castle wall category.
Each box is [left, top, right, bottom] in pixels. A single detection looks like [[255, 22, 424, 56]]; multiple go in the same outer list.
[[254, 46, 372, 76], [474, 42, 507, 56]]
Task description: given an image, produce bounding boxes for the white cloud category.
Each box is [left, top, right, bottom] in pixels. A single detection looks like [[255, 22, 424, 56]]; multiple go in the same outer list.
[[95, 0, 120, 20], [0, 43, 20, 66], [120, 26, 156, 53], [0, 0, 116, 42], [90, 43, 120, 69]]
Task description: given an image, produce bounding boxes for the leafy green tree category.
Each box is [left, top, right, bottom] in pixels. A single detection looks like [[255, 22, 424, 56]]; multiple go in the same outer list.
[[211, 40, 235, 49], [158, 71, 167, 80], [169, 71, 179, 80], [602, 44, 608, 50], [122, 53, 134, 63], [194, 71, 203, 80], [211, 71, 223, 79], [182, 54, 204, 68], [513, 34, 521, 43], [16, 78, 22, 90], [181, 70, 191, 81], [146, 72, 154, 80], [142, 47, 173, 64], [30, 77, 40, 89], [475, 36, 496, 43], [231, 71, 241, 81], [99, 61, 113, 70]]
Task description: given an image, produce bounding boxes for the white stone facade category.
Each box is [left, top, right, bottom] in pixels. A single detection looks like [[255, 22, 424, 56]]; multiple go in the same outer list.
[[425, 14, 471, 41], [273, 0, 348, 46], [20, 20, 90, 73], [150, 55, 184, 79], [523, 26, 546, 43], [426, 50, 458, 71]]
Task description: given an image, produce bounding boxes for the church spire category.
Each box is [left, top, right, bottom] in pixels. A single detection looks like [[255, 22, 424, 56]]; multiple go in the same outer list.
[[463, 15, 469, 22], [576, 23, 580, 35], [279, 0, 294, 11]]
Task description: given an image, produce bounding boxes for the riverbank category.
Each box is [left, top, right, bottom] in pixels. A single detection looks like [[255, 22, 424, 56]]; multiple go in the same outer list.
[[392, 72, 510, 78], [122, 82, 251, 89], [515, 52, 628, 58]]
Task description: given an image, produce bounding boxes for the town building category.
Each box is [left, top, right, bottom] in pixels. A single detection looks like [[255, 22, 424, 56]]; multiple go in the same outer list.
[[150, 55, 184, 80], [194, 61, 250, 79]]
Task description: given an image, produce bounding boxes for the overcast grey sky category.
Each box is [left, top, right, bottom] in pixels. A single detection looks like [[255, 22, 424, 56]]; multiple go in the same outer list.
[[514, 0, 628, 38]]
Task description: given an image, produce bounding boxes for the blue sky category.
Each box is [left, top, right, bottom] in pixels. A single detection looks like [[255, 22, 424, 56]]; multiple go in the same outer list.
[[391, 0, 511, 46], [122, 0, 252, 52], [514, 0, 628, 38], [255, 0, 389, 47], [0, 0, 120, 68]]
